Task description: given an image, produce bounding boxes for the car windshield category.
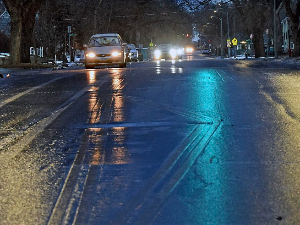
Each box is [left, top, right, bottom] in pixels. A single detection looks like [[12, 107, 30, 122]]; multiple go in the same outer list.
[[158, 44, 174, 50], [89, 36, 120, 47]]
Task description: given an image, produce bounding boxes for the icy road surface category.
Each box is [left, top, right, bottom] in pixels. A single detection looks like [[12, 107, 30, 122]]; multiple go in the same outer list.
[[1, 55, 300, 224]]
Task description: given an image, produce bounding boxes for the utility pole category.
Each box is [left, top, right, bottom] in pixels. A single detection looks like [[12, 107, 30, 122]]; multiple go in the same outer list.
[[274, 0, 278, 59], [68, 26, 71, 62], [221, 18, 223, 58], [211, 16, 223, 58], [226, 12, 230, 57], [214, 10, 229, 57]]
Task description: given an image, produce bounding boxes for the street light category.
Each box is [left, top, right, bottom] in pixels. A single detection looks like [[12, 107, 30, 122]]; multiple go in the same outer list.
[[211, 16, 223, 58]]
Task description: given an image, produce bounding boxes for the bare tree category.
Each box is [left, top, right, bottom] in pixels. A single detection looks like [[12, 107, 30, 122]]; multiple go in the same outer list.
[[177, 0, 211, 10], [230, 0, 273, 58], [34, 0, 195, 61], [92, 0, 103, 34]]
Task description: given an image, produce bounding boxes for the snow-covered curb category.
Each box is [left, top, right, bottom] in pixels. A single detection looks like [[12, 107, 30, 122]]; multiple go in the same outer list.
[[228, 55, 300, 64]]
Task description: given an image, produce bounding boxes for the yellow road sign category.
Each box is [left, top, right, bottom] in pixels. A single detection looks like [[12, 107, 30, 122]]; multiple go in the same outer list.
[[149, 42, 154, 49], [232, 38, 238, 46]]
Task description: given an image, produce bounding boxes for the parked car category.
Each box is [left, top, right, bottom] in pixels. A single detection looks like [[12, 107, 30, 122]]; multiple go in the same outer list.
[[154, 44, 183, 60], [84, 33, 127, 69], [201, 48, 210, 54], [126, 44, 138, 62], [265, 47, 274, 56], [74, 50, 85, 63]]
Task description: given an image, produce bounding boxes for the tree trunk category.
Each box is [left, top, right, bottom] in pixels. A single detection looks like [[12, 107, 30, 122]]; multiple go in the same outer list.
[[252, 27, 265, 58], [21, 13, 36, 63], [9, 15, 22, 65], [3, 0, 45, 65], [292, 29, 300, 57], [289, 16, 300, 56]]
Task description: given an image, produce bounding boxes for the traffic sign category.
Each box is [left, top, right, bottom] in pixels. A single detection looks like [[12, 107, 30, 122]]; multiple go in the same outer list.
[[232, 38, 238, 46], [227, 39, 231, 47]]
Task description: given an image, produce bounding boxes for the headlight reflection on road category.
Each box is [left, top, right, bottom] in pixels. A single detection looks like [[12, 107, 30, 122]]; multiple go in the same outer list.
[[87, 69, 130, 165], [171, 65, 176, 74], [110, 71, 128, 164], [156, 59, 183, 74], [88, 70, 96, 84], [156, 60, 161, 74], [187, 54, 193, 61]]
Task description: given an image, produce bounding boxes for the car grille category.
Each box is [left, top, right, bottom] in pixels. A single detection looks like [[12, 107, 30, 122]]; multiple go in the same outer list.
[[96, 54, 111, 57]]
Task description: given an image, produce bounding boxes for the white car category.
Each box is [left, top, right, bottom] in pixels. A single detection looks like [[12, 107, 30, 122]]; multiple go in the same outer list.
[[84, 33, 127, 68]]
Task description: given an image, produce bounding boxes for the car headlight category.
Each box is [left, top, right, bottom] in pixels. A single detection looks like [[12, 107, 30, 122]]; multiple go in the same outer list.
[[177, 48, 183, 55], [112, 51, 122, 57], [154, 50, 161, 59], [86, 53, 96, 58], [186, 47, 194, 53], [169, 49, 177, 58]]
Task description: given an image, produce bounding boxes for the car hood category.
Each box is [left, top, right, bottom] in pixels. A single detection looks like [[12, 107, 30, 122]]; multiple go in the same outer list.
[[86, 46, 122, 54]]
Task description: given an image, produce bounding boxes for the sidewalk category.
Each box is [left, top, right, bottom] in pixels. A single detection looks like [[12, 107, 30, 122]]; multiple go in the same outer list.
[[227, 54, 300, 64]]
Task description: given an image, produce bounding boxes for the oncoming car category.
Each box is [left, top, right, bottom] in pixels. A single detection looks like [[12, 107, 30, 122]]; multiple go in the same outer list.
[[154, 44, 183, 60], [185, 46, 194, 54], [84, 33, 127, 69]]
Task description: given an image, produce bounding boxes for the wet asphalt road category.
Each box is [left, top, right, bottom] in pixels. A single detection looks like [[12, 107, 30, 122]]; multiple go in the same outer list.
[[1, 54, 300, 225]]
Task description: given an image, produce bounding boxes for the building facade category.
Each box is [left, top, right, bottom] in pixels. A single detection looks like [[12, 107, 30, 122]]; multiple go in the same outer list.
[[282, 17, 294, 54]]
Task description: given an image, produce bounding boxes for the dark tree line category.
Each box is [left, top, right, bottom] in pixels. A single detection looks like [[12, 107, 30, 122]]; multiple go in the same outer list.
[[229, 0, 300, 57], [229, 0, 273, 58], [181, 0, 300, 58], [2, 0, 300, 65], [3, 0, 193, 65]]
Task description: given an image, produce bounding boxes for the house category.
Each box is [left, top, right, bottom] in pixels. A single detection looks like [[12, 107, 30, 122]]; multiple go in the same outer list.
[[0, 9, 10, 35], [282, 17, 293, 54]]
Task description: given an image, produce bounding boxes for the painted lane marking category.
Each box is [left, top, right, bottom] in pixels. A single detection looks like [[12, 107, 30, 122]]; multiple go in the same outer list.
[[0, 75, 73, 109], [0, 78, 109, 158]]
